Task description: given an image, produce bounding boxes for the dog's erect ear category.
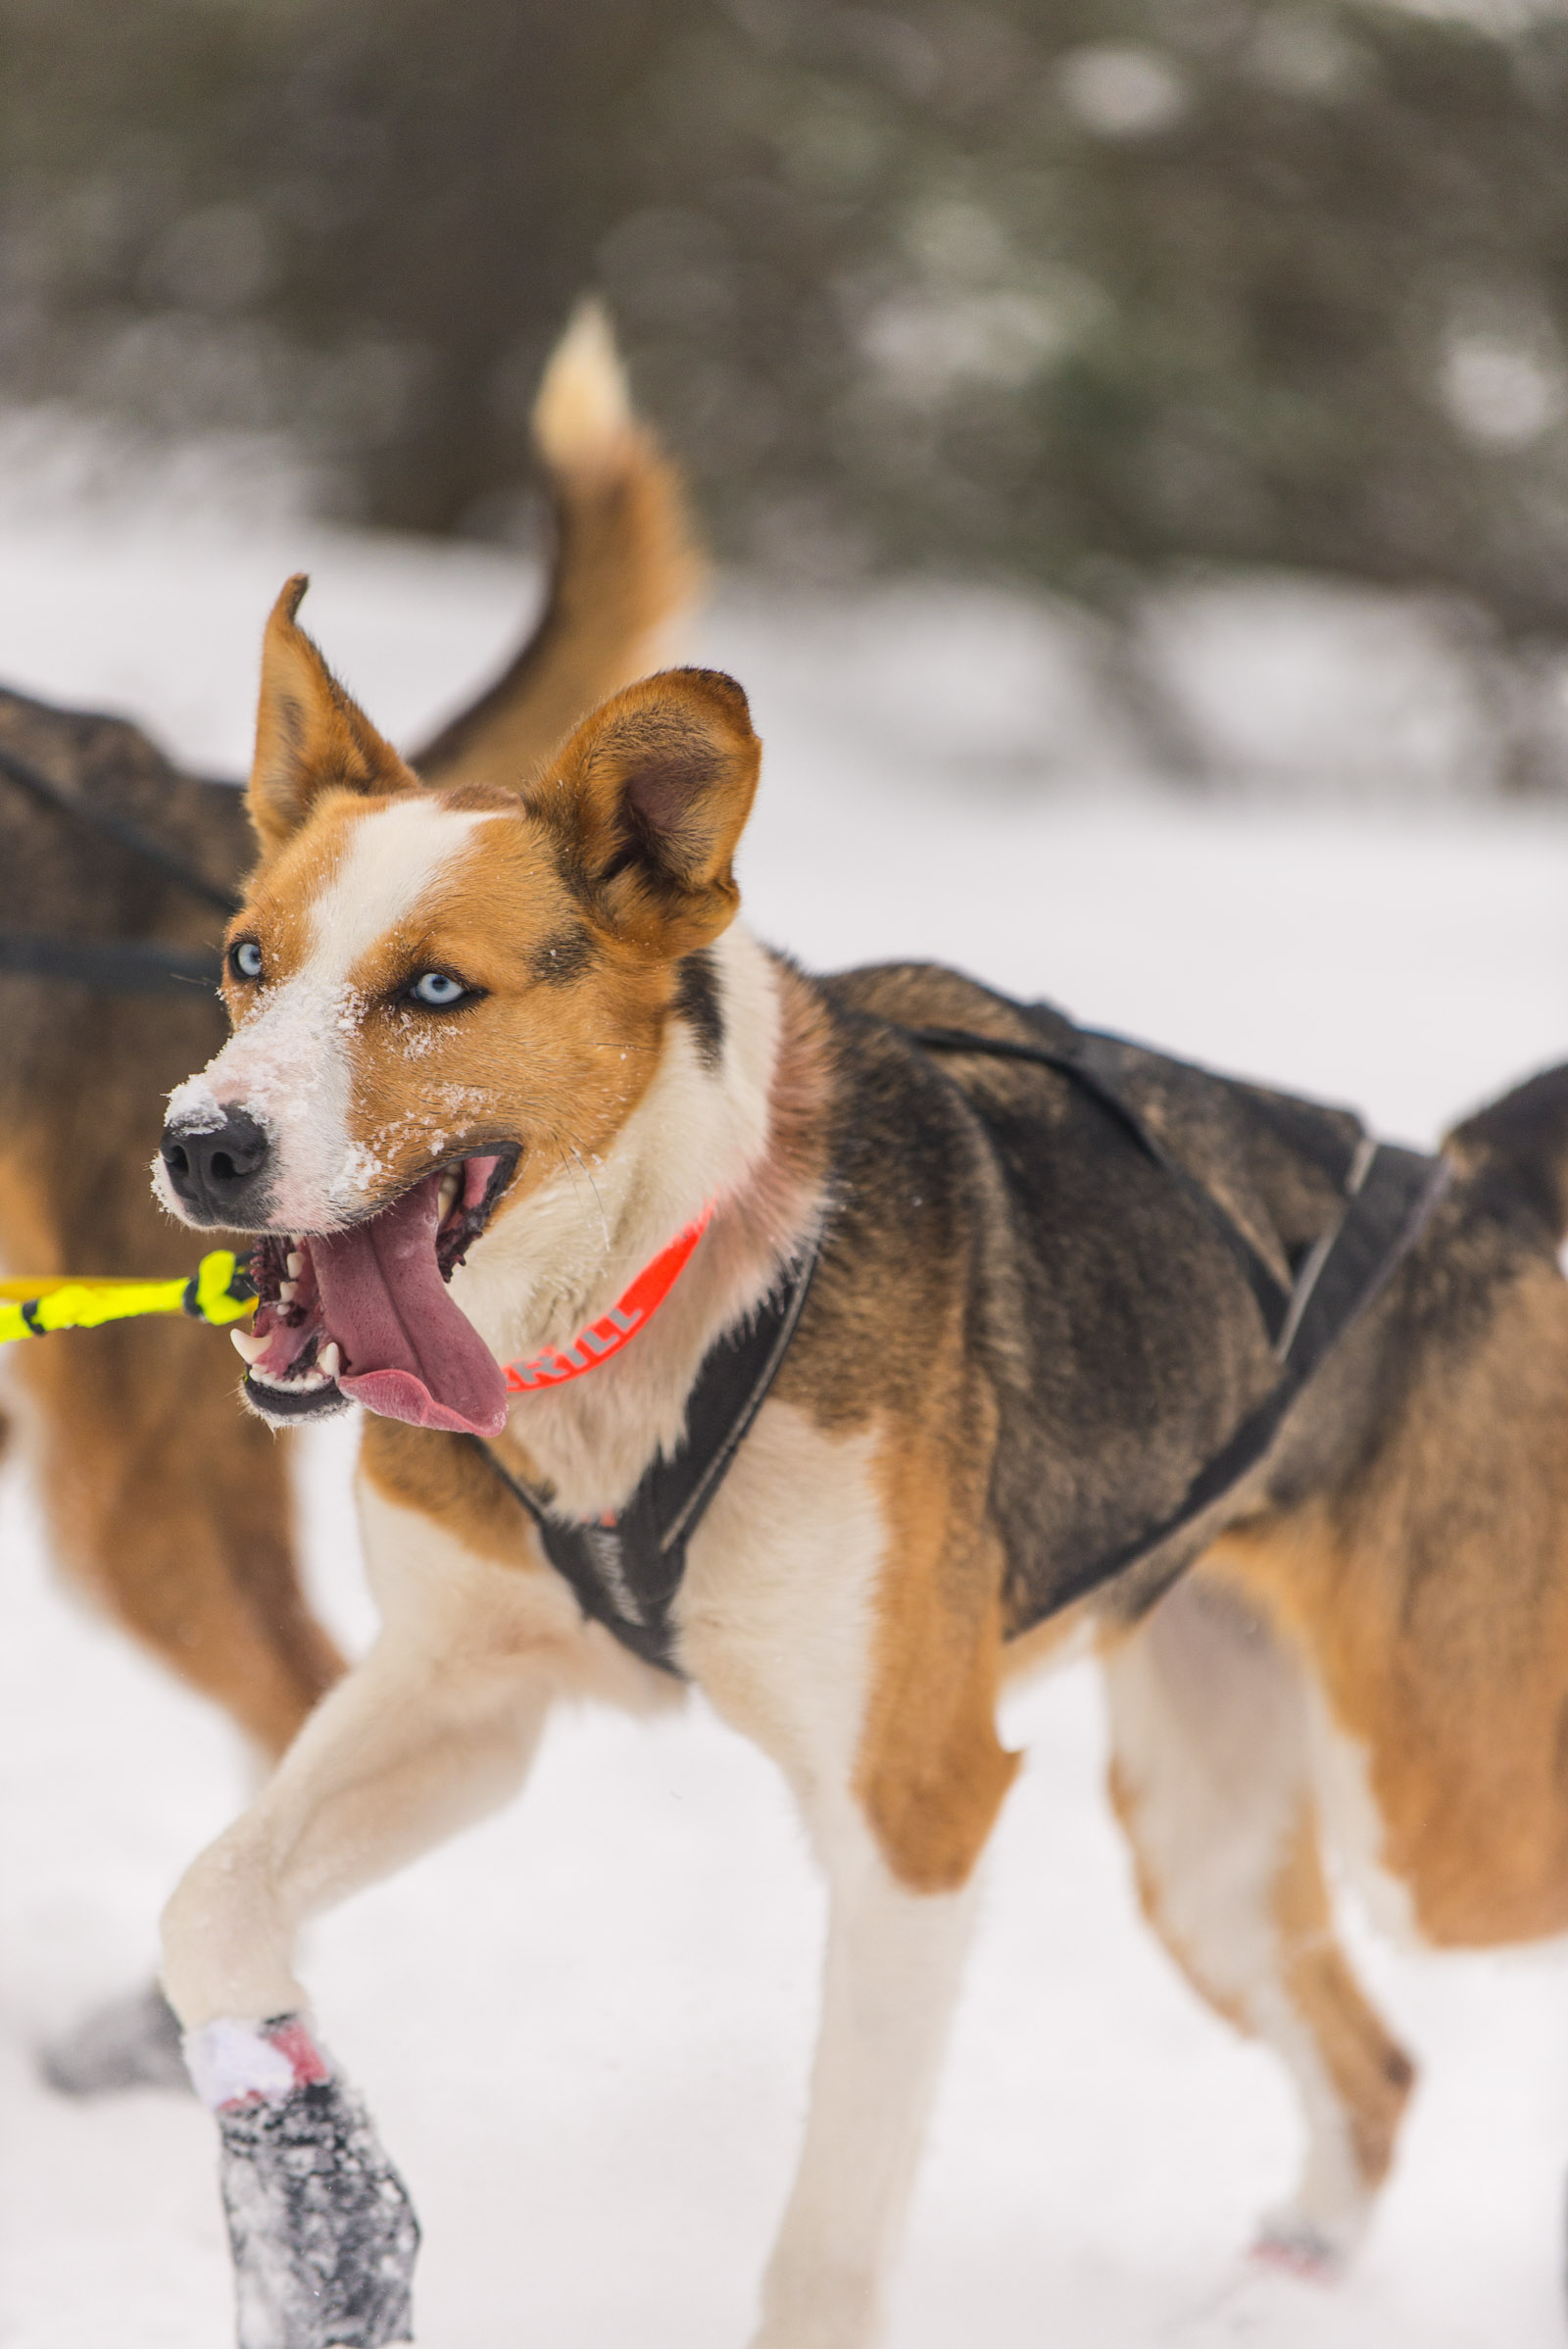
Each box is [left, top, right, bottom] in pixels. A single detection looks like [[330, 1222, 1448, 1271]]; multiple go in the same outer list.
[[528, 668, 760, 954], [248, 576, 418, 854]]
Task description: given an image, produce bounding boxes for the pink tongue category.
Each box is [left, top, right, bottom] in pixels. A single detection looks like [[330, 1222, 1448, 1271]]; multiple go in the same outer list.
[[311, 1173, 508, 1438]]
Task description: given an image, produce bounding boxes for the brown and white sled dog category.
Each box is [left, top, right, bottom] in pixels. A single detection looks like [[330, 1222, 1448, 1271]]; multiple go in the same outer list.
[[0, 303, 697, 2084], [154, 567, 1568, 2344]]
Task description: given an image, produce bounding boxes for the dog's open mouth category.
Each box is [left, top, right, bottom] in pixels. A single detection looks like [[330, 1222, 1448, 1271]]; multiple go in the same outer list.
[[234, 1149, 517, 1437]]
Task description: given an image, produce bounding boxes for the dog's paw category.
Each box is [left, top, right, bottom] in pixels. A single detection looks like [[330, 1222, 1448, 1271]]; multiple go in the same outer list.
[[1158, 2226, 1348, 2344], [37, 1980, 191, 2097], [220, 2072, 418, 2348], [192, 2016, 419, 2349], [1248, 2217, 1348, 2284]]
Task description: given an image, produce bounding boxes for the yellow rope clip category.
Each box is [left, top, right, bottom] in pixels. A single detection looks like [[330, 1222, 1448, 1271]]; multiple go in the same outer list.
[[0, 1249, 256, 1343]]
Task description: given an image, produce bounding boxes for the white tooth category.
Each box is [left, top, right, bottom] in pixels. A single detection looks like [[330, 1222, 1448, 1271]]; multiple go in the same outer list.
[[250, 1364, 326, 1393], [285, 1251, 303, 1279], [230, 1327, 268, 1366], [318, 1342, 342, 1380], [279, 1279, 298, 1304], [438, 1170, 460, 1220]]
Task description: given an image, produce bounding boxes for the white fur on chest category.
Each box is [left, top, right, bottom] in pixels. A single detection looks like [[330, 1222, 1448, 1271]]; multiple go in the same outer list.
[[677, 1398, 887, 1823]]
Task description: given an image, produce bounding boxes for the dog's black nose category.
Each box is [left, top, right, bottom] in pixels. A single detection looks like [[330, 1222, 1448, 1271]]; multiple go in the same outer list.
[[160, 1107, 272, 1225]]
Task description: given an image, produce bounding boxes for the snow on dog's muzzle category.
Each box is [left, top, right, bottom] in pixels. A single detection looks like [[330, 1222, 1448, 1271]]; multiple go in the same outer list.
[[159, 1104, 275, 1229]]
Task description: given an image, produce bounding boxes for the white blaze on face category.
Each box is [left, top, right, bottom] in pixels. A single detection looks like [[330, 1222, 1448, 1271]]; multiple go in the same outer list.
[[163, 799, 492, 1229]]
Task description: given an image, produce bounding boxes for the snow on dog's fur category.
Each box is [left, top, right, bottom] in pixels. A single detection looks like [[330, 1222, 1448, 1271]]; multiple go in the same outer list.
[[162, 791, 496, 1232]]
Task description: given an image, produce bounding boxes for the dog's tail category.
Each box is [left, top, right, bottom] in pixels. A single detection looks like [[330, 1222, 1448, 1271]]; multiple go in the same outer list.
[[412, 300, 704, 788], [1445, 1061, 1568, 1239]]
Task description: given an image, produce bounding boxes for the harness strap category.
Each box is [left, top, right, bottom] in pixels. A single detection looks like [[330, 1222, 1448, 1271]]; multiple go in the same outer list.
[[471, 1003, 1446, 1676], [899, 1018, 1296, 1343], [474, 1230, 822, 1676], [0, 743, 241, 914], [1044, 1140, 1450, 1619], [0, 928, 222, 994], [0, 750, 239, 995]]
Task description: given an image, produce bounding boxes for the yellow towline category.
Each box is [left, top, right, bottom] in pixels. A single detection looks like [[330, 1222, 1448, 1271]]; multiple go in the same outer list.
[[0, 1249, 256, 1343]]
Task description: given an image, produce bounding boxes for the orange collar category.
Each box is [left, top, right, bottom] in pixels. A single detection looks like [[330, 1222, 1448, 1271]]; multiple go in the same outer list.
[[503, 1205, 714, 1394]]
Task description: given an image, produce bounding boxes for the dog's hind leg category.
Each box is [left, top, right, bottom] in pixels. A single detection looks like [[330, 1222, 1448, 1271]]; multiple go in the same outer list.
[[17, 1317, 341, 1761], [15, 1316, 344, 2094], [1102, 1572, 1414, 2276]]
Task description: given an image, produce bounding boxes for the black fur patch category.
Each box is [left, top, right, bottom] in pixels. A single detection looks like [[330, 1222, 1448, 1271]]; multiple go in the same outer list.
[[673, 948, 724, 1068], [528, 927, 596, 987]]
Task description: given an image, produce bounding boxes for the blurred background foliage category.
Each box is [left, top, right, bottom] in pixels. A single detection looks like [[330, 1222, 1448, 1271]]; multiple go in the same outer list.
[[3, 1, 1568, 664]]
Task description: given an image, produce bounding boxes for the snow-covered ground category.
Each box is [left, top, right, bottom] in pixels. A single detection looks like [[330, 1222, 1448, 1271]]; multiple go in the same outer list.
[[3, 508, 1568, 2347]]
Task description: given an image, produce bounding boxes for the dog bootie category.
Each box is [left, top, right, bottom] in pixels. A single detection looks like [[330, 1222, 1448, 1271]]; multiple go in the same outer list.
[[187, 2014, 418, 2349]]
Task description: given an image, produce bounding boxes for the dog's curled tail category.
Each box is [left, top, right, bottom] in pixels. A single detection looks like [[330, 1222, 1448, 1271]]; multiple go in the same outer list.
[[1445, 1059, 1568, 1239], [413, 299, 704, 788]]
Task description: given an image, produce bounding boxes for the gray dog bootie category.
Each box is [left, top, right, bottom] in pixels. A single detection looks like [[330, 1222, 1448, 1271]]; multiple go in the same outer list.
[[187, 2014, 419, 2349]]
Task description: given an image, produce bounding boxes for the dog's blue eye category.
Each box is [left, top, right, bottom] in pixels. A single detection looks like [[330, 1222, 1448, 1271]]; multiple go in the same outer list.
[[411, 971, 468, 1007], [229, 940, 264, 981]]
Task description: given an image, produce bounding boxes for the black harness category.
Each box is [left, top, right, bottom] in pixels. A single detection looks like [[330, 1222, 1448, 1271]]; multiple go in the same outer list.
[[0, 740, 237, 993], [476, 1009, 1448, 1676], [475, 1242, 821, 1676]]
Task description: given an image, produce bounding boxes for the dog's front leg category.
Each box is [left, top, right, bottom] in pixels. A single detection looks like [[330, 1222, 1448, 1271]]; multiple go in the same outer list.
[[161, 1493, 579, 2349], [752, 1823, 982, 2349], [686, 1401, 1016, 2349]]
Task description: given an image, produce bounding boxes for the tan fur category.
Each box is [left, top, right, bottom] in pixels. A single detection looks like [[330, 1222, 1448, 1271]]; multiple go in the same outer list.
[[1271, 1804, 1415, 2191], [855, 1422, 1018, 1894], [1208, 1508, 1568, 1949], [358, 1414, 539, 1569], [249, 579, 421, 853], [20, 1315, 337, 1754], [1202, 1251, 1568, 1951], [0, 1030, 340, 1764]]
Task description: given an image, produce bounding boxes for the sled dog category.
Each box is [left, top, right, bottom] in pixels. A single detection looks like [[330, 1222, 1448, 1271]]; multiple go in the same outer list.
[[0, 304, 697, 2085], [155, 585, 1568, 2343]]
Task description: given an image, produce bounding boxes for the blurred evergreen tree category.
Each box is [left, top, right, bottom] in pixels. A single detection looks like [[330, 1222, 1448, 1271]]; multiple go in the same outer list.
[[3, 0, 1568, 638]]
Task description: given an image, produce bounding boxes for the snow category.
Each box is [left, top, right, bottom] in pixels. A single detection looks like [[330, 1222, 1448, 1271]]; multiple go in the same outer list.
[[2, 503, 1568, 2346]]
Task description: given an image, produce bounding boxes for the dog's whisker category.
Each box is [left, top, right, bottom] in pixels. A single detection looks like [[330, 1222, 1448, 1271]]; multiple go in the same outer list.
[[566, 1145, 612, 1248]]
